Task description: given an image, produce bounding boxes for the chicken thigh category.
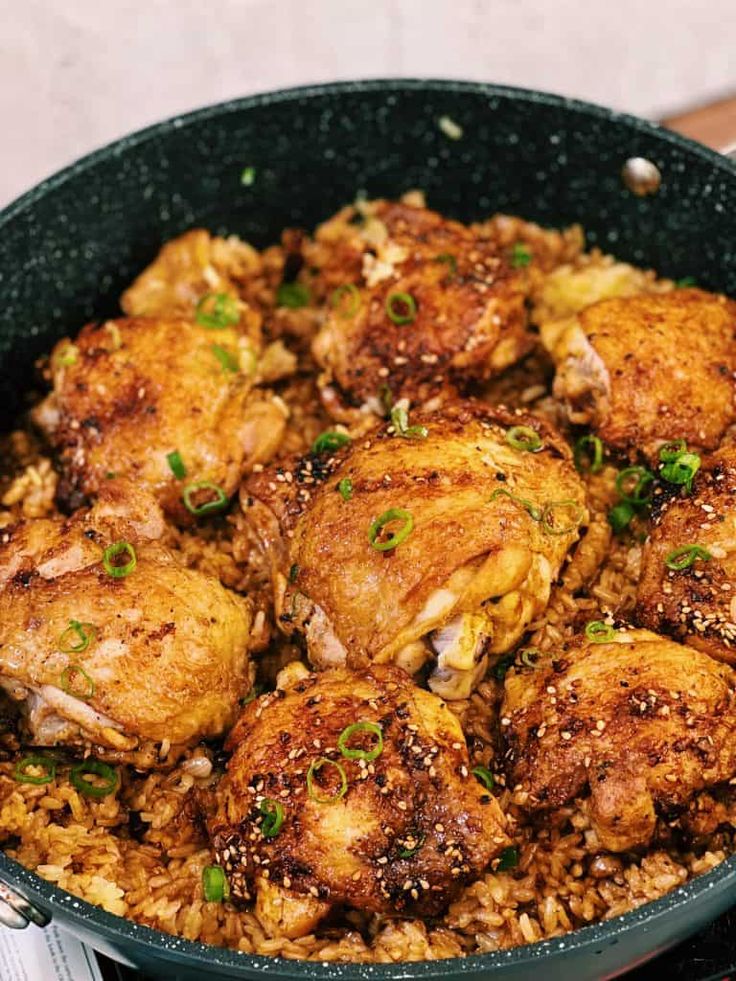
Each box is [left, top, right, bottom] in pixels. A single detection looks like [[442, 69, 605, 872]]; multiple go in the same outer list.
[[541, 289, 736, 459], [0, 483, 251, 764], [502, 627, 736, 852], [241, 400, 587, 698], [209, 663, 507, 937]]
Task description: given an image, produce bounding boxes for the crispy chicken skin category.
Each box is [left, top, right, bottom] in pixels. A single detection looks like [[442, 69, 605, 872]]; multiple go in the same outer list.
[[241, 400, 587, 698], [502, 628, 736, 852], [311, 200, 533, 419], [541, 289, 736, 458], [209, 664, 507, 937], [33, 317, 287, 521], [636, 446, 736, 664], [0, 483, 251, 762]]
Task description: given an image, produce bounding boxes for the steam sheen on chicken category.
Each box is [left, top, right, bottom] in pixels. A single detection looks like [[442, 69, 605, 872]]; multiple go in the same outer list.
[[242, 401, 587, 698], [541, 289, 736, 459], [0, 484, 251, 764], [311, 200, 533, 420], [502, 627, 736, 852], [33, 316, 287, 521], [209, 663, 507, 938]]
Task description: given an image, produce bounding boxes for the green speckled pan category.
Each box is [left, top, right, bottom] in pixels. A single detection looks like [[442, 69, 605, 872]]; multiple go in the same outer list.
[[0, 79, 735, 980]]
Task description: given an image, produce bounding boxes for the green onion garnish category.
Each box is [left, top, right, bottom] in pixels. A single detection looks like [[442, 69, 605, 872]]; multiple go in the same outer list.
[[615, 466, 654, 506], [60, 665, 96, 701], [498, 846, 519, 870], [585, 620, 616, 643], [240, 166, 256, 186], [337, 478, 353, 501], [489, 487, 543, 522], [56, 342, 79, 367], [506, 425, 542, 453], [541, 500, 584, 536], [510, 243, 532, 268], [660, 450, 701, 493], [306, 757, 348, 804], [659, 439, 687, 463], [259, 798, 285, 838], [519, 648, 541, 668], [675, 276, 696, 288], [390, 405, 428, 440], [276, 282, 311, 309], [166, 450, 187, 479], [312, 430, 351, 454], [102, 541, 137, 578], [195, 292, 240, 329], [471, 766, 495, 791], [202, 864, 229, 902], [385, 291, 417, 325], [368, 508, 414, 552], [210, 344, 239, 374], [397, 830, 425, 858], [608, 500, 636, 534], [434, 253, 458, 279], [330, 283, 361, 318], [182, 481, 229, 517], [58, 619, 95, 654], [665, 545, 712, 571], [13, 755, 56, 785], [574, 434, 604, 474], [70, 759, 119, 798], [337, 722, 383, 761], [288, 563, 300, 583]]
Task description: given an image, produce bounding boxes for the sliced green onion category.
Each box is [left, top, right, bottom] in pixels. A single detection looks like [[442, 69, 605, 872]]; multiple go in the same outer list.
[[312, 430, 351, 454], [306, 757, 348, 804], [385, 291, 417, 325], [493, 653, 515, 681], [183, 481, 229, 516], [55, 342, 79, 367], [434, 253, 458, 278], [166, 450, 187, 479], [615, 466, 654, 505], [498, 845, 519, 870], [337, 721, 383, 761], [240, 166, 256, 186], [675, 276, 696, 288], [510, 243, 532, 268], [210, 343, 239, 374], [202, 864, 230, 902], [276, 282, 311, 309], [506, 425, 542, 453], [259, 798, 285, 838], [471, 766, 495, 790], [13, 755, 56, 785], [665, 545, 712, 571], [661, 451, 701, 493], [337, 478, 353, 502], [659, 439, 688, 463], [58, 619, 95, 654], [330, 283, 361, 318], [102, 541, 137, 578], [397, 830, 425, 858], [70, 759, 118, 799], [608, 500, 636, 534], [574, 434, 604, 474], [60, 665, 96, 701], [585, 620, 616, 643], [368, 508, 414, 552], [195, 292, 240, 329], [288, 563, 300, 583], [519, 648, 541, 668], [489, 487, 543, 522], [390, 405, 428, 440]]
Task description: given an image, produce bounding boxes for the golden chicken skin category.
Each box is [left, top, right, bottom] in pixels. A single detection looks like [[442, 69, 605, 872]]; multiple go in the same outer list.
[[208, 663, 507, 938], [636, 445, 736, 664], [33, 316, 287, 522], [241, 400, 587, 698], [311, 199, 533, 421], [502, 627, 736, 852], [541, 289, 736, 459], [0, 483, 251, 765]]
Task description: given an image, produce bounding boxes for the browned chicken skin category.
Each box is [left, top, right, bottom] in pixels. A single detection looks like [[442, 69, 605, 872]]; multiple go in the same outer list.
[[209, 663, 507, 937], [541, 289, 736, 459], [502, 627, 736, 852], [33, 316, 287, 521], [0, 483, 252, 762], [311, 200, 533, 420], [241, 400, 587, 698], [636, 445, 736, 664]]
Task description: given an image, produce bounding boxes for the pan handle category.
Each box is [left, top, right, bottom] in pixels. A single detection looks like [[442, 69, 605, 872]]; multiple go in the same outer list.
[[0, 878, 51, 929], [662, 94, 736, 159]]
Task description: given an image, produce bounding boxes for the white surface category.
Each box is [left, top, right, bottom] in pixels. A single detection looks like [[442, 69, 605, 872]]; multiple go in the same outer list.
[[1, 0, 735, 206], [0, 923, 103, 981]]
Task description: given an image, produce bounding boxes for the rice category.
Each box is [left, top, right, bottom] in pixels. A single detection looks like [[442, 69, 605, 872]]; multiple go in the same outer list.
[[0, 208, 733, 965]]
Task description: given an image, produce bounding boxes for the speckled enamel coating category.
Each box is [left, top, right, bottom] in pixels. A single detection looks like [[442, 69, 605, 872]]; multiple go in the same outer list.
[[0, 79, 735, 980]]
